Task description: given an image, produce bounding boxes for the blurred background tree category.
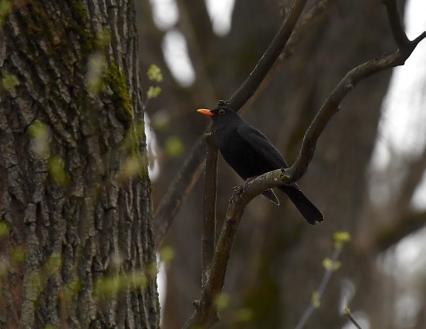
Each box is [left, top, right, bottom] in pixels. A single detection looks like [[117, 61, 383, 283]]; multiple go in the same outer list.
[[139, 0, 426, 328]]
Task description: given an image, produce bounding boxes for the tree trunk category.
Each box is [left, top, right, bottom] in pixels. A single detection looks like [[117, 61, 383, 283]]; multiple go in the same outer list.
[[0, 1, 159, 328]]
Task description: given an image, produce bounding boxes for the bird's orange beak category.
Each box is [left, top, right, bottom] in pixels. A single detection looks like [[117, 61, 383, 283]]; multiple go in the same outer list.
[[196, 108, 214, 117]]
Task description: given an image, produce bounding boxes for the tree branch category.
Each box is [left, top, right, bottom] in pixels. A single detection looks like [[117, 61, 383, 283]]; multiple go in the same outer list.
[[344, 308, 364, 329], [228, 0, 309, 110], [287, 30, 426, 181], [295, 246, 342, 329], [154, 137, 205, 246], [383, 0, 410, 48], [202, 134, 218, 284], [375, 210, 426, 251]]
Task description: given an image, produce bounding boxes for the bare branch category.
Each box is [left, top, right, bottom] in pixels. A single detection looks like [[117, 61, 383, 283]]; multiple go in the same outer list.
[[154, 137, 205, 246], [182, 182, 258, 328], [228, 0, 309, 110], [396, 146, 426, 211], [244, 0, 339, 107], [344, 308, 364, 329], [202, 134, 218, 284], [287, 35, 426, 182], [383, 0, 410, 48], [295, 247, 342, 329], [281, 0, 338, 61], [375, 210, 426, 251]]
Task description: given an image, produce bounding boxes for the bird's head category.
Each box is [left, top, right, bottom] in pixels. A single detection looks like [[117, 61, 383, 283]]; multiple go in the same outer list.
[[196, 101, 237, 123]]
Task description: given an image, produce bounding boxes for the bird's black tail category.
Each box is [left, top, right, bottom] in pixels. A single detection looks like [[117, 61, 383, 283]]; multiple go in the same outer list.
[[280, 186, 323, 224]]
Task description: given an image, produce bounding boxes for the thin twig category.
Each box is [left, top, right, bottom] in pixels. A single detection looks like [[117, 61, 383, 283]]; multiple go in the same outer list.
[[228, 0, 309, 110], [282, 0, 337, 60], [244, 0, 339, 108], [294, 247, 342, 329], [286, 24, 426, 181], [375, 210, 426, 251], [202, 134, 218, 285], [154, 137, 205, 246], [345, 308, 363, 329]]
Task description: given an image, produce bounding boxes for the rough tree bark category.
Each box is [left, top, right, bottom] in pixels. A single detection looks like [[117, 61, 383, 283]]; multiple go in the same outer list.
[[0, 1, 159, 328]]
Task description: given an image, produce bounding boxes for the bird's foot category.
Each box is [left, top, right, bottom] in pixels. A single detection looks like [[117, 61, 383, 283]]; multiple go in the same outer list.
[[232, 177, 254, 200], [232, 185, 243, 195], [243, 177, 256, 192]]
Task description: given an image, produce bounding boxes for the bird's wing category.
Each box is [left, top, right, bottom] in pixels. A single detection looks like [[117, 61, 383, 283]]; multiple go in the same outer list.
[[236, 124, 288, 168]]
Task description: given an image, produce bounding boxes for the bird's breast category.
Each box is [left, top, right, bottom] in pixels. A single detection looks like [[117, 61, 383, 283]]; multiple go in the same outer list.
[[215, 128, 266, 179]]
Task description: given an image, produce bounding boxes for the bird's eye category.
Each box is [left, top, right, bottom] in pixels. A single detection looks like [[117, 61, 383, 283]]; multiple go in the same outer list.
[[218, 109, 225, 115]]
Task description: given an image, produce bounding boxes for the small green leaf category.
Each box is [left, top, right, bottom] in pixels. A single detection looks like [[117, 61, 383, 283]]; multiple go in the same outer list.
[[311, 291, 320, 308], [29, 120, 49, 158], [94, 271, 147, 299], [86, 52, 106, 94], [159, 246, 175, 264], [343, 306, 351, 315], [44, 324, 56, 329], [152, 110, 170, 130], [44, 253, 61, 276], [147, 86, 161, 99], [48, 156, 70, 186], [94, 276, 123, 298], [333, 231, 351, 248], [234, 308, 253, 322], [2, 73, 19, 92], [96, 29, 111, 49], [165, 136, 184, 157], [118, 154, 147, 181], [29, 120, 48, 138], [215, 293, 230, 311], [147, 64, 163, 82], [130, 272, 147, 290], [322, 258, 341, 271], [322, 258, 333, 270], [11, 246, 26, 264], [62, 279, 81, 302], [0, 221, 9, 237], [0, 0, 12, 25]]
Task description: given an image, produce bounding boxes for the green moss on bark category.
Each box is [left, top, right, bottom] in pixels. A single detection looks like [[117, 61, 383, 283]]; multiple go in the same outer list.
[[106, 64, 134, 120]]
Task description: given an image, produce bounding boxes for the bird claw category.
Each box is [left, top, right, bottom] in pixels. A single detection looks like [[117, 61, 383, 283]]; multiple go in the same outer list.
[[232, 185, 243, 194], [245, 176, 256, 184]]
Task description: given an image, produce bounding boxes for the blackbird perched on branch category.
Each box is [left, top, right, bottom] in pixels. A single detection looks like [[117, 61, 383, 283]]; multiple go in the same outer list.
[[197, 102, 323, 224]]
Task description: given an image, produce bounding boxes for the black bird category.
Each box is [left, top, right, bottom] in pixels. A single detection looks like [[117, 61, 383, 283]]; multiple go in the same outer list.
[[197, 103, 323, 224]]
